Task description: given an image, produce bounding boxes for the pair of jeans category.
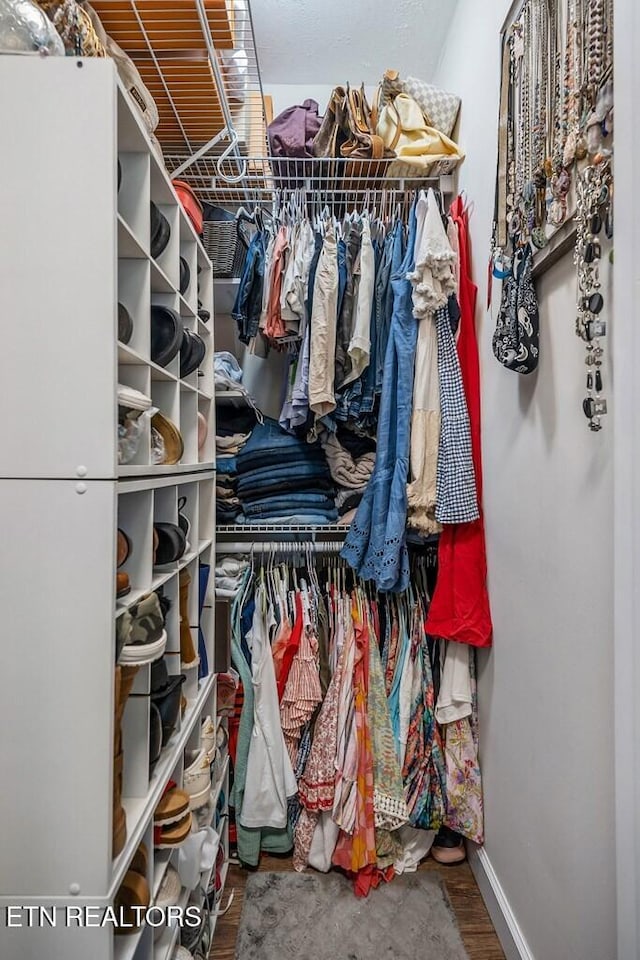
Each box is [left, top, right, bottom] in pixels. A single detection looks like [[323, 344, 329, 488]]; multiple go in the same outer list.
[[238, 417, 318, 457], [217, 456, 237, 475], [243, 495, 336, 517], [237, 454, 328, 479], [232, 232, 265, 344], [238, 450, 325, 476], [238, 477, 333, 498], [238, 512, 338, 526], [237, 460, 329, 484], [375, 222, 402, 396], [341, 203, 416, 593]]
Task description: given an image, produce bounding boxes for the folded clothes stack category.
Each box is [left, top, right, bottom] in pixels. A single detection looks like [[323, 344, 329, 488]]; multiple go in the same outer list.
[[216, 407, 257, 525], [215, 556, 250, 598], [320, 424, 376, 519], [236, 418, 337, 525], [214, 351, 261, 417]]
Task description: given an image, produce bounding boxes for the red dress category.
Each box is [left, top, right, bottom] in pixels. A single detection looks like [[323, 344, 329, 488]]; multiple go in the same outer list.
[[425, 197, 493, 648]]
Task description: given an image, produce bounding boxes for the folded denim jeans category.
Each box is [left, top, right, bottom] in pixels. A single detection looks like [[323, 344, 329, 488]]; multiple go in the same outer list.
[[217, 505, 242, 520], [238, 478, 335, 502], [243, 495, 336, 516], [238, 454, 329, 477], [238, 416, 325, 456], [217, 457, 238, 475], [237, 509, 338, 524], [238, 463, 330, 486]]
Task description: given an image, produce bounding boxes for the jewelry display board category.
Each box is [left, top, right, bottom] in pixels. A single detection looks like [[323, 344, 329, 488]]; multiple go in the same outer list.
[[492, 0, 613, 432], [493, 0, 613, 261]]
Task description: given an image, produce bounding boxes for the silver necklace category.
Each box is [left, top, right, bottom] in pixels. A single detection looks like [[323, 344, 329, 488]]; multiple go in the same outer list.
[[574, 160, 611, 431]]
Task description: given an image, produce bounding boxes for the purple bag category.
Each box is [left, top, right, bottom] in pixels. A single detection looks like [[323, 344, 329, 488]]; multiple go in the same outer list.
[[267, 99, 322, 185]]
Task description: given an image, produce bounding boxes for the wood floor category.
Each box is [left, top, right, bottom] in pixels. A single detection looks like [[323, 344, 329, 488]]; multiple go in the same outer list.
[[211, 853, 505, 960]]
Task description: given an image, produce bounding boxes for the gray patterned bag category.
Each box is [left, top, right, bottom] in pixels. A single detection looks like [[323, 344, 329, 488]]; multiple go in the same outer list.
[[403, 76, 461, 138]]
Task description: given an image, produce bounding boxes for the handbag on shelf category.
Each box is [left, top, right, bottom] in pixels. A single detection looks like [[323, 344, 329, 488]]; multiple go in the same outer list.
[[372, 68, 464, 181], [312, 85, 350, 160], [403, 75, 461, 139], [375, 89, 464, 179], [491, 244, 540, 375], [313, 84, 394, 190], [268, 98, 322, 187]]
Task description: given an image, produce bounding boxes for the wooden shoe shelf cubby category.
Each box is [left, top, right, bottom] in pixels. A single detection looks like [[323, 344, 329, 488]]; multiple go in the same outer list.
[[0, 55, 229, 960]]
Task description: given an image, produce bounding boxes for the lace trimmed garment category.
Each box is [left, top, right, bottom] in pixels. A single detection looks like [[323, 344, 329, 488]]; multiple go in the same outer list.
[[408, 188, 457, 319]]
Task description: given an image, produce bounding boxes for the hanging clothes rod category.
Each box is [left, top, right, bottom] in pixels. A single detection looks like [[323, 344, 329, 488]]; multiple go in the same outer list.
[[217, 540, 346, 554]]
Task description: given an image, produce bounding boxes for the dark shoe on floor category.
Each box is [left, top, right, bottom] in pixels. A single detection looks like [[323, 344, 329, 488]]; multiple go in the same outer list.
[[431, 825, 466, 865]]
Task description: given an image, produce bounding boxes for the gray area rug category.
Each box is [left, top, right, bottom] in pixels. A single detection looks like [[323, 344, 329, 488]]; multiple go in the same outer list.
[[235, 870, 470, 960]]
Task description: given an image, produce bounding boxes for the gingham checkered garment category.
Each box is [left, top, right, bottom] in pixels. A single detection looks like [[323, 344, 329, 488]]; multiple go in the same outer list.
[[435, 304, 479, 524], [403, 77, 461, 138]]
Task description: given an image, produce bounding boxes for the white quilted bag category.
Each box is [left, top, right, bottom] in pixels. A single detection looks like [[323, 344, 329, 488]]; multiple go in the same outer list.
[[403, 76, 461, 138]]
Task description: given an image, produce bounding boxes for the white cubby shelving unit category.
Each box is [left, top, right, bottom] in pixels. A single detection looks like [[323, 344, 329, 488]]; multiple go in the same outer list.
[[0, 55, 229, 960]]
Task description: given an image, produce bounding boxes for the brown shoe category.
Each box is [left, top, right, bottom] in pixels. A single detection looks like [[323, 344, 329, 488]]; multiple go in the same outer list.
[[112, 665, 139, 859], [116, 572, 131, 598], [179, 570, 198, 668], [154, 812, 192, 849], [154, 782, 190, 825], [154, 782, 192, 848]]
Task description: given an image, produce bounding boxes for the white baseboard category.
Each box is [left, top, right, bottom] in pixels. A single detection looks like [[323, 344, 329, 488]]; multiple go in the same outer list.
[[467, 844, 535, 960]]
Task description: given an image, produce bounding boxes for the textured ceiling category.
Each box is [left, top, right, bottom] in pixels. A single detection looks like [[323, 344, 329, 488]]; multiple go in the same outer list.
[[250, 0, 460, 85]]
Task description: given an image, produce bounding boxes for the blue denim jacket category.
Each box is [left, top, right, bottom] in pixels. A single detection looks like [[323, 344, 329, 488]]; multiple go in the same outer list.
[[341, 204, 417, 593], [232, 232, 265, 344]]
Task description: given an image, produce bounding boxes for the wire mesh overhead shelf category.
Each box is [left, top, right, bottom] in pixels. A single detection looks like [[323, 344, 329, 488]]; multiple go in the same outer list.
[[161, 153, 456, 207], [92, 0, 267, 182], [93, 0, 456, 206]]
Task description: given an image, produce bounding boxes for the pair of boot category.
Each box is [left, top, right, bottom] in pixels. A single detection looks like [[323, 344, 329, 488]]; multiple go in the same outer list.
[[113, 664, 139, 858], [113, 569, 201, 858]]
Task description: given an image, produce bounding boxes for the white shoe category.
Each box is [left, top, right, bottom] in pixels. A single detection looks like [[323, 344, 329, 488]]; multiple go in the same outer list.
[[172, 948, 194, 960], [156, 864, 182, 909], [200, 716, 217, 764], [184, 749, 211, 811], [154, 865, 182, 941], [119, 629, 167, 665]]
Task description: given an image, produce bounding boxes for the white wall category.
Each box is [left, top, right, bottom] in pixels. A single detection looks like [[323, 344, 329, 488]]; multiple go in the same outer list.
[[253, 0, 458, 85], [434, 4, 616, 959]]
